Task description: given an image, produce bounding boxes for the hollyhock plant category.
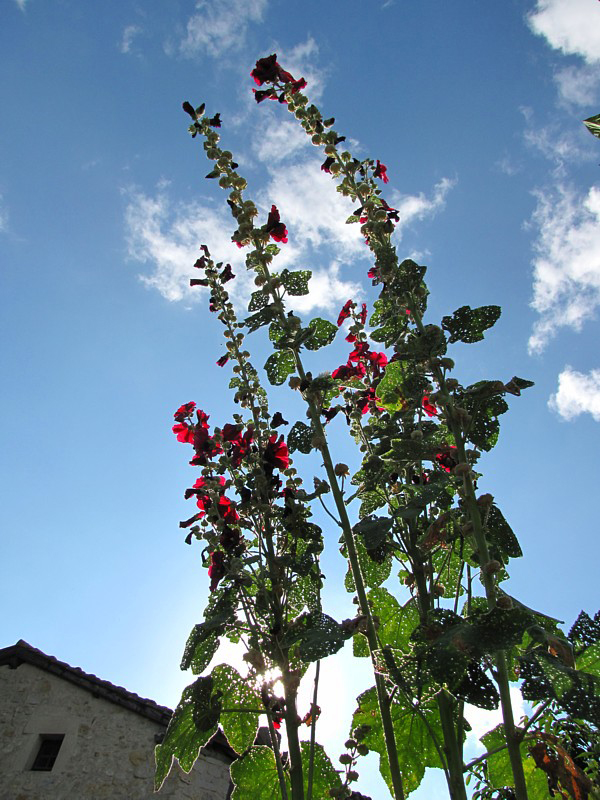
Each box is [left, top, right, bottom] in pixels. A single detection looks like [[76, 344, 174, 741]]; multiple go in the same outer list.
[[156, 55, 594, 800]]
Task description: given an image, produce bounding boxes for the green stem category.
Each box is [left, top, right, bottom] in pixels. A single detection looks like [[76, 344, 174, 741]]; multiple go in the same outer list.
[[306, 661, 320, 800], [284, 677, 305, 800], [437, 691, 468, 800], [266, 714, 290, 800]]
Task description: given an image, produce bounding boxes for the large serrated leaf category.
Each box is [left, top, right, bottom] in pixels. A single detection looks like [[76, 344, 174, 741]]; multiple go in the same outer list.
[[352, 687, 444, 796], [375, 361, 408, 411], [279, 268, 312, 296], [304, 317, 337, 351], [463, 393, 509, 451], [480, 724, 553, 798], [231, 746, 288, 800], [287, 421, 313, 454], [484, 505, 522, 560], [264, 350, 296, 385], [296, 612, 350, 661], [181, 627, 219, 675], [211, 664, 261, 754], [245, 306, 277, 333], [441, 304, 501, 344], [354, 588, 419, 658], [155, 677, 220, 790], [248, 290, 270, 312], [300, 742, 343, 800], [344, 536, 392, 591]]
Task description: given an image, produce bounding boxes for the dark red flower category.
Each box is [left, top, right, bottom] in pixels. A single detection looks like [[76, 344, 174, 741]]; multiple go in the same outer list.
[[191, 426, 222, 465], [253, 88, 278, 103], [368, 265, 379, 280], [435, 447, 458, 473], [337, 300, 354, 327], [174, 401, 196, 422], [194, 256, 208, 269], [265, 205, 288, 243], [217, 495, 239, 523], [332, 361, 366, 381], [422, 396, 438, 418], [208, 550, 227, 592], [190, 278, 209, 287], [216, 354, 230, 367], [197, 410, 210, 428], [321, 157, 335, 174], [220, 263, 235, 282], [359, 304, 367, 325], [207, 113, 221, 128], [221, 423, 242, 443], [172, 422, 195, 444], [368, 351, 388, 368], [220, 525, 244, 553], [251, 54, 297, 86], [348, 342, 370, 362], [381, 198, 399, 222], [374, 160, 389, 183], [355, 387, 381, 415], [345, 333, 357, 343], [271, 411, 288, 428], [290, 77, 307, 94], [264, 434, 290, 472]]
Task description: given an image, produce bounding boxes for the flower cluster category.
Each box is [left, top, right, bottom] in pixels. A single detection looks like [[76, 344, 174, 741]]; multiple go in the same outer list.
[[251, 54, 307, 103]]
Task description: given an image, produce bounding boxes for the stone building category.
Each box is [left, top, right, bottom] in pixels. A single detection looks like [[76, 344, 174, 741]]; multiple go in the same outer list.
[[0, 640, 233, 800]]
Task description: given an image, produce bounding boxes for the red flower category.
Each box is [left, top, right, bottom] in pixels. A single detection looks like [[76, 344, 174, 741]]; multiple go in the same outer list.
[[253, 88, 278, 104], [348, 342, 370, 362], [220, 263, 235, 282], [435, 447, 458, 473], [217, 495, 239, 523], [191, 426, 222, 465], [208, 551, 227, 592], [174, 401, 196, 422], [290, 77, 307, 94], [359, 304, 367, 325], [264, 434, 290, 472], [422, 396, 438, 417], [250, 54, 303, 88], [321, 157, 335, 174], [374, 160, 389, 183], [266, 205, 288, 243], [368, 351, 388, 368], [197, 410, 210, 428], [172, 423, 195, 444], [216, 354, 229, 367], [337, 299, 354, 327], [332, 361, 366, 381]]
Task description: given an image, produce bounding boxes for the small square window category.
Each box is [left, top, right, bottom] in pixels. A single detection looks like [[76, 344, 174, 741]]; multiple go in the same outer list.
[[31, 734, 64, 771]]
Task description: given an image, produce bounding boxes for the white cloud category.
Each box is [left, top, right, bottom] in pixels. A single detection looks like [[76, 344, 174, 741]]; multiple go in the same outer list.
[[124, 186, 250, 303], [120, 25, 142, 55], [528, 0, 600, 64], [528, 184, 600, 353], [549, 365, 600, 420], [253, 118, 311, 164], [14, 0, 27, 10], [288, 262, 362, 315], [180, 0, 267, 58], [524, 123, 588, 173], [390, 178, 454, 234], [555, 64, 600, 108]]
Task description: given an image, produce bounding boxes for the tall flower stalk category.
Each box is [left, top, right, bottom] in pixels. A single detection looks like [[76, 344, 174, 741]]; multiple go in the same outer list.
[[155, 57, 600, 800]]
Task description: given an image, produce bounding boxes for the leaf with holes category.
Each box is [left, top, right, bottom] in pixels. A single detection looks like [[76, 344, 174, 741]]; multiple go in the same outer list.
[[480, 724, 552, 798], [287, 421, 313, 454], [211, 664, 261, 755], [230, 746, 289, 799], [354, 588, 419, 658], [296, 612, 350, 662], [584, 113, 600, 140], [353, 515, 393, 552], [180, 626, 219, 675], [300, 742, 343, 799], [248, 290, 270, 312], [264, 350, 296, 385], [484, 505, 523, 560], [304, 318, 338, 351], [442, 305, 501, 344], [155, 677, 220, 789], [279, 268, 311, 296], [344, 536, 392, 591]]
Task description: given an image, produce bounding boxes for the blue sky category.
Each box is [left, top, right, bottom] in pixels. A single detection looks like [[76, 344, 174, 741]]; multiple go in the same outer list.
[[1, 0, 599, 796]]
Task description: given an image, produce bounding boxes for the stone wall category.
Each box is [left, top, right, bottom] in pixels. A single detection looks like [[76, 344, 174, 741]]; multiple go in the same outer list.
[[0, 662, 231, 800]]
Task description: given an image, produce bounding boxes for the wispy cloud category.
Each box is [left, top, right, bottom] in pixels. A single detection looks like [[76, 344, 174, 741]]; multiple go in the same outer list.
[[180, 0, 267, 58], [527, 0, 600, 64], [466, 687, 526, 753], [528, 184, 600, 354], [14, 0, 27, 11], [554, 64, 600, 109], [120, 24, 142, 55], [549, 365, 600, 421], [0, 193, 8, 233]]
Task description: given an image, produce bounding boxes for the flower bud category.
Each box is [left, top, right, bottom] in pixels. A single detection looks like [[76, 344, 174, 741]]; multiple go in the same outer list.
[[483, 559, 503, 575], [477, 493, 494, 507], [440, 357, 455, 369], [289, 377, 302, 390], [311, 133, 322, 145], [410, 429, 423, 440], [445, 378, 459, 389]]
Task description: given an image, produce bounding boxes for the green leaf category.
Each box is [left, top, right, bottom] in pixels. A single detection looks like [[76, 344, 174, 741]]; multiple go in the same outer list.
[[205, 169, 220, 179], [352, 687, 444, 795], [480, 724, 551, 798], [300, 742, 343, 800], [230, 746, 288, 800], [442, 305, 501, 344], [248, 290, 270, 312], [155, 677, 220, 789], [287, 421, 313, 454], [304, 317, 337, 351], [279, 268, 312, 296], [296, 612, 350, 661], [344, 536, 392, 592], [463, 393, 509, 451], [211, 664, 261, 755], [353, 515, 392, 552], [577, 641, 600, 678], [181, 627, 219, 675], [354, 588, 419, 657], [245, 306, 277, 333], [264, 350, 296, 385], [584, 113, 600, 140], [358, 490, 387, 517], [375, 362, 409, 412], [484, 505, 523, 560]]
